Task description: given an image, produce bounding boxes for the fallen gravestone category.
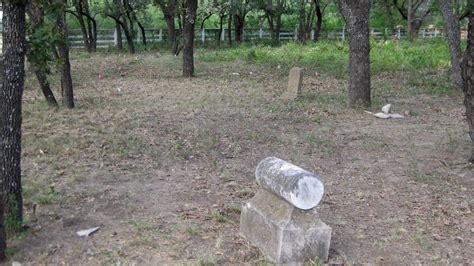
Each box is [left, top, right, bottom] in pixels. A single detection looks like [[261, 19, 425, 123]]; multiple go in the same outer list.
[[282, 67, 303, 100], [240, 157, 332, 264]]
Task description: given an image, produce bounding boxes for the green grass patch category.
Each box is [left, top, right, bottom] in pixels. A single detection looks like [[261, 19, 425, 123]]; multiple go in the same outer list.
[[198, 39, 451, 77]]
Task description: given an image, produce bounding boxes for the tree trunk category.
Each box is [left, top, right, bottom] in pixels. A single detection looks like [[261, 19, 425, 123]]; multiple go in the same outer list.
[[182, 0, 197, 77], [407, 0, 414, 41], [57, 3, 75, 108], [75, 5, 91, 52], [297, 0, 307, 42], [156, 0, 178, 51], [83, 0, 96, 52], [234, 15, 244, 44], [164, 12, 177, 46], [116, 21, 123, 49], [34, 69, 58, 107], [439, 0, 464, 89], [1, 1, 27, 236], [218, 14, 224, 46], [137, 20, 147, 46], [275, 15, 281, 43], [314, 0, 323, 42], [462, 8, 474, 162], [121, 19, 135, 54], [228, 15, 232, 45], [338, 0, 371, 108], [0, 62, 6, 262], [266, 12, 275, 41], [27, 0, 59, 106]]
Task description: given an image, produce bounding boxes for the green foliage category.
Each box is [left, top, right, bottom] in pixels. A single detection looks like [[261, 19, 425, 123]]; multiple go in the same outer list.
[[27, 24, 62, 73], [27, 2, 65, 73], [198, 39, 451, 77]]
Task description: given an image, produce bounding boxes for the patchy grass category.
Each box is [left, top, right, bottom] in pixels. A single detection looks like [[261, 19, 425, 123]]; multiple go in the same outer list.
[[209, 211, 229, 224], [13, 45, 473, 265]]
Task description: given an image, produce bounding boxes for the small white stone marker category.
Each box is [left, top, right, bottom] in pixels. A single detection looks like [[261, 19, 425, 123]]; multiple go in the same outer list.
[[365, 103, 404, 119], [77, 226, 100, 237]]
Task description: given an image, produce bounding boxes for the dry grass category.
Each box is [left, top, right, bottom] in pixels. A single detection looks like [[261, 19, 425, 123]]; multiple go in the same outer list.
[[9, 50, 474, 264]]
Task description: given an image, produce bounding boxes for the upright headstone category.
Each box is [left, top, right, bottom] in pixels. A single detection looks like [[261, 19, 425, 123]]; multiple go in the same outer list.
[[282, 67, 303, 100], [240, 157, 332, 264]]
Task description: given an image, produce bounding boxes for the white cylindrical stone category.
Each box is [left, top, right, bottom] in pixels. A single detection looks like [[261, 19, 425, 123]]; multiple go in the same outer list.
[[255, 157, 324, 210]]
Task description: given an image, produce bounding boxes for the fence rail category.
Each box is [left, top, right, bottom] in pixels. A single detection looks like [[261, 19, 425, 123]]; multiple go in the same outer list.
[[66, 27, 466, 49], [0, 26, 465, 51]]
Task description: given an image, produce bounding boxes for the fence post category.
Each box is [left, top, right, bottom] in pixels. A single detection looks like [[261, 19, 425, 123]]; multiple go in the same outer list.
[[434, 28, 438, 37], [137, 31, 141, 43], [294, 27, 298, 41], [259, 28, 263, 39], [114, 28, 118, 45], [397, 28, 401, 39], [221, 28, 225, 41], [422, 29, 426, 38], [385, 28, 388, 38], [310, 29, 314, 40], [201, 29, 205, 43], [342, 25, 345, 41], [158, 29, 163, 42]]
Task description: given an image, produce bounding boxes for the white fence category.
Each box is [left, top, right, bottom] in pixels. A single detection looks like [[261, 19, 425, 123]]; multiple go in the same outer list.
[[68, 27, 461, 49], [0, 26, 463, 51]]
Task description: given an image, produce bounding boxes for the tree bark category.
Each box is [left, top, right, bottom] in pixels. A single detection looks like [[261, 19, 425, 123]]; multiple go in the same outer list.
[[313, 0, 323, 42], [0, 62, 5, 261], [119, 18, 135, 54], [183, 0, 197, 77], [234, 15, 244, 44], [297, 0, 307, 42], [338, 0, 371, 108], [275, 15, 281, 43], [116, 21, 123, 49], [74, 2, 92, 52], [83, 0, 96, 52], [218, 14, 224, 46], [157, 0, 178, 52], [164, 12, 177, 45], [34, 70, 58, 107], [1, 0, 27, 236], [407, 0, 414, 41], [439, 0, 464, 89], [265, 12, 275, 41], [462, 8, 474, 162], [137, 20, 147, 46], [72, 0, 96, 52], [57, 2, 75, 108], [227, 14, 232, 45]]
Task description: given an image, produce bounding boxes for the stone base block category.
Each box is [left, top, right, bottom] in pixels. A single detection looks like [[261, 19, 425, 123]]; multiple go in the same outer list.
[[240, 190, 332, 265]]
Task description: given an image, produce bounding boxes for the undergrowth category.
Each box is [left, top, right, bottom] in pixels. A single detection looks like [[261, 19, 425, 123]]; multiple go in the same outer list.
[[197, 39, 452, 77]]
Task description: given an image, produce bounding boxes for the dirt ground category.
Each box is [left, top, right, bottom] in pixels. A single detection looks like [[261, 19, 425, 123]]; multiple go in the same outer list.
[[9, 51, 473, 264]]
